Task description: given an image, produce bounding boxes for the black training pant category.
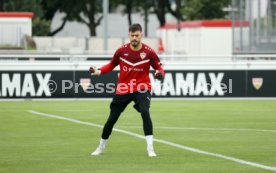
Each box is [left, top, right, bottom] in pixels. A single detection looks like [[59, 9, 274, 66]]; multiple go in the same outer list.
[[101, 91, 153, 139]]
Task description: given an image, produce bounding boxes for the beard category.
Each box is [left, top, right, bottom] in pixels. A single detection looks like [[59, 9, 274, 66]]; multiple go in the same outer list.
[[131, 40, 139, 47]]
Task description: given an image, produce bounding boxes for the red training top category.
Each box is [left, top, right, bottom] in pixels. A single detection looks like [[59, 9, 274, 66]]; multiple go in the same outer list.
[[100, 43, 164, 95]]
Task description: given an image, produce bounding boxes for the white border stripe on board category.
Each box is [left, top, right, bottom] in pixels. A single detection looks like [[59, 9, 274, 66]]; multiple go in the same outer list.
[[27, 110, 276, 172]]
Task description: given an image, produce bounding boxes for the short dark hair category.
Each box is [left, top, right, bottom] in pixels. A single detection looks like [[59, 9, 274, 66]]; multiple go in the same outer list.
[[129, 23, 142, 32]]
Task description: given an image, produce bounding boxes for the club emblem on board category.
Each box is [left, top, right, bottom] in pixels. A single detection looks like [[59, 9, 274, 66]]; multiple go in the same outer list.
[[140, 52, 146, 59], [252, 77, 263, 90], [80, 78, 91, 91]]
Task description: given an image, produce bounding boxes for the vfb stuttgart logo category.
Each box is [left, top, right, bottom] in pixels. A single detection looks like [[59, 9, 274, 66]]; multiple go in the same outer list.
[[252, 77, 263, 90]]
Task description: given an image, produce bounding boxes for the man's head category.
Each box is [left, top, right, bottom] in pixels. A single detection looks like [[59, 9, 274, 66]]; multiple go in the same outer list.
[[128, 23, 143, 48]]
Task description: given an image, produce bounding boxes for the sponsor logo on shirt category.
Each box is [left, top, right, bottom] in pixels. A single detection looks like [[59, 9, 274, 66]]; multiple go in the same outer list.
[[123, 66, 144, 72]]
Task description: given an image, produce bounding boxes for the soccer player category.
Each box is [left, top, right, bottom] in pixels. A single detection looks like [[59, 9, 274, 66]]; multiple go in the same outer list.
[[89, 23, 164, 157]]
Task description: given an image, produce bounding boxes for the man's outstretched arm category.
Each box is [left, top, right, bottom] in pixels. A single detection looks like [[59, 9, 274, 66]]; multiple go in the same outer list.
[[89, 48, 121, 75], [89, 62, 117, 76]]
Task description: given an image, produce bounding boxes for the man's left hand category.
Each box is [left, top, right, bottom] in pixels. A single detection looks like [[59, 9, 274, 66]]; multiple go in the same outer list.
[[154, 70, 163, 81]]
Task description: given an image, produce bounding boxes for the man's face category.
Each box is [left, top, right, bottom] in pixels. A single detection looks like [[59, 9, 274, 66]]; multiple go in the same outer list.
[[129, 31, 142, 48]]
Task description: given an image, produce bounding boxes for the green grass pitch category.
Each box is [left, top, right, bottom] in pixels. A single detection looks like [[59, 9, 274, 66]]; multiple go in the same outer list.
[[0, 100, 276, 173]]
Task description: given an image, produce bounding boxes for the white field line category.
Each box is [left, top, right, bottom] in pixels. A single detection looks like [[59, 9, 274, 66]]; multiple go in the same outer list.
[[27, 110, 276, 172], [117, 126, 276, 133]]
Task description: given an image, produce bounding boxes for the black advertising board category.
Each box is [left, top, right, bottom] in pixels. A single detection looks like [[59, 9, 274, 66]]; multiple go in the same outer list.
[[0, 71, 74, 98], [247, 71, 276, 97], [0, 70, 275, 98]]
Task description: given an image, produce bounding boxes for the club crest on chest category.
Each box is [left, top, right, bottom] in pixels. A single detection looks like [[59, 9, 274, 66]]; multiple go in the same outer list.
[[140, 52, 147, 60]]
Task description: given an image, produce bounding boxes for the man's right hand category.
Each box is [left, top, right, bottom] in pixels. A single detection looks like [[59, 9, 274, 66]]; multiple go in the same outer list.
[[89, 66, 101, 76]]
